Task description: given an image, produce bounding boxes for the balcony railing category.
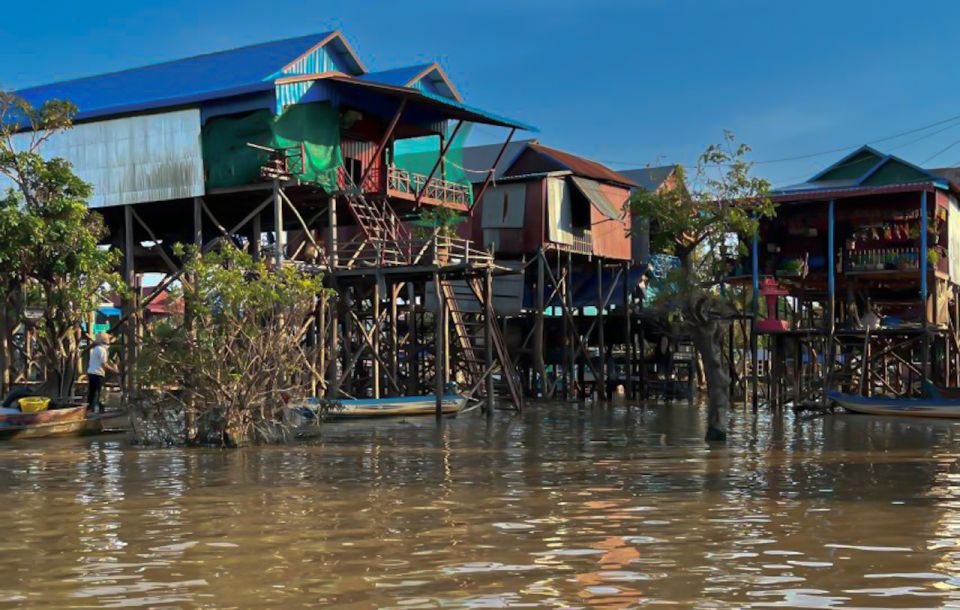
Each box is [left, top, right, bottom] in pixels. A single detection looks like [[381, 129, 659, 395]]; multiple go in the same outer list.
[[569, 228, 593, 255], [320, 232, 493, 271], [387, 166, 472, 207]]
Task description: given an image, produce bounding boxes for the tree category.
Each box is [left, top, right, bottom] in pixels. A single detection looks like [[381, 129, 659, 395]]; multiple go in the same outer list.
[[135, 246, 326, 446], [0, 92, 122, 398], [631, 132, 773, 441]]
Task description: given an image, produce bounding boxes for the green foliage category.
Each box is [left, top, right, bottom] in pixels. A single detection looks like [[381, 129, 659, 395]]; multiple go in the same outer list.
[[413, 206, 464, 239], [137, 246, 327, 446], [631, 133, 774, 441], [631, 132, 774, 311], [0, 92, 122, 396]]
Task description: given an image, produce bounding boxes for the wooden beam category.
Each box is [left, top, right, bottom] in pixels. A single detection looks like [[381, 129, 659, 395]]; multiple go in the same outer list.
[[360, 98, 406, 189], [472, 127, 516, 210], [414, 120, 463, 208], [130, 208, 187, 285]]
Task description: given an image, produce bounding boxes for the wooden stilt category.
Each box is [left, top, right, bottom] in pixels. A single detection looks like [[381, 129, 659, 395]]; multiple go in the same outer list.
[[534, 249, 546, 397], [373, 278, 381, 399], [122, 205, 136, 405], [484, 267, 495, 414], [623, 261, 633, 400], [597, 258, 607, 400], [434, 271, 445, 419], [273, 181, 284, 267]]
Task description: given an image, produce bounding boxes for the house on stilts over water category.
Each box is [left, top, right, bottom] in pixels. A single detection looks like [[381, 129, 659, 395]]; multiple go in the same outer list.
[[729, 146, 960, 408], [9, 31, 537, 410], [460, 140, 688, 401]]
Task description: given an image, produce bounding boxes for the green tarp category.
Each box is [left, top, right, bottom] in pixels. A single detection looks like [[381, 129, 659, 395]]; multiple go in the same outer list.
[[392, 123, 473, 201], [202, 102, 342, 191]]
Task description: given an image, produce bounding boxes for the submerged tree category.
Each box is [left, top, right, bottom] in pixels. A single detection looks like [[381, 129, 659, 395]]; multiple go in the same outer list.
[[0, 92, 121, 397], [136, 246, 326, 446], [632, 132, 773, 441]]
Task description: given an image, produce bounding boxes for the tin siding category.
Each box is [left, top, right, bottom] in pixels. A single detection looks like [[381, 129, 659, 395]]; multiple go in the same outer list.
[[589, 183, 632, 260], [7, 109, 204, 208], [339, 137, 382, 192]]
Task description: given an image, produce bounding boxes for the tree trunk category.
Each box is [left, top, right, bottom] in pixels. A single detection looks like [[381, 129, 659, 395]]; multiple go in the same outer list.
[[690, 320, 730, 442]]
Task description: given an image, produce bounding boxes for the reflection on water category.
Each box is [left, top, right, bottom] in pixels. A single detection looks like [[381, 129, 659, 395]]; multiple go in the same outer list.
[[1, 402, 960, 607]]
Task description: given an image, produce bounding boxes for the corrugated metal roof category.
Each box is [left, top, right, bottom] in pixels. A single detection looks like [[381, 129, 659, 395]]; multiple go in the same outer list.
[[619, 165, 676, 192], [525, 143, 637, 187], [326, 76, 535, 130], [771, 145, 949, 197], [771, 181, 943, 204], [570, 176, 625, 220], [359, 64, 432, 87], [460, 139, 538, 182], [14, 32, 343, 120]]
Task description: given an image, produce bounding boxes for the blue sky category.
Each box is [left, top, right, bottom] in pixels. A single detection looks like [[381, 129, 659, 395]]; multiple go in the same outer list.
[[2, 0, 958, 186]]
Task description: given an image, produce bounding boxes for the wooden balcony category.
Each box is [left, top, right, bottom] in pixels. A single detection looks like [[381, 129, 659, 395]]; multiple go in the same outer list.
[[386, 166, 472, 209], [324, 232, 493, 271]]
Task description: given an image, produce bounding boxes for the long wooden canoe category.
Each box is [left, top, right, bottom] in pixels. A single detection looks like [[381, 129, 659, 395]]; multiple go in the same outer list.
[[295, 393, 467, 420], [828, 391, 960, 419], [0, 406, 126, 440]]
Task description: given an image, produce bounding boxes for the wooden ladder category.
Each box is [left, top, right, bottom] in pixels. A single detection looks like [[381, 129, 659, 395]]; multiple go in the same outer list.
[[435, 276, 523, 411], [340, 175, 410, 265]]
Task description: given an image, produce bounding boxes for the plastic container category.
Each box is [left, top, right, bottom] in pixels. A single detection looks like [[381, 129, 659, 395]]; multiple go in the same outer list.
[[19, 397, 50, 413]]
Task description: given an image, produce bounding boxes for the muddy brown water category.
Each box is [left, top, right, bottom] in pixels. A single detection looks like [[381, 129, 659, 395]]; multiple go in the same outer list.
[[1, 401, 960, 608]]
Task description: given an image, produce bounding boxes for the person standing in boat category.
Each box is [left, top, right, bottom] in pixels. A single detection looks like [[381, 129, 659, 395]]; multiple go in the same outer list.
[[87, 333, 117, 413]]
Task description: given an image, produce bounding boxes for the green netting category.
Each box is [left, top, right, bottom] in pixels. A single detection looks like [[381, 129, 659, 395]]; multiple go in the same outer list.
[[202, 102, 342, 191], [392, 123, 473, 201]]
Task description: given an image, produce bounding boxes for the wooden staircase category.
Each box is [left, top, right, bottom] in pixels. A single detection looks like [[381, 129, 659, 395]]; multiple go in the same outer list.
[[436, 276, 523, 411], [339, 172, 411, 266]]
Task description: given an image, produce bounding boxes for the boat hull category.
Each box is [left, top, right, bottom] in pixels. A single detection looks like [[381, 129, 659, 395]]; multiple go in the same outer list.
[[829, 391, 960, 419], [298, 394, 467, 420], [0, 408, 127, 440]]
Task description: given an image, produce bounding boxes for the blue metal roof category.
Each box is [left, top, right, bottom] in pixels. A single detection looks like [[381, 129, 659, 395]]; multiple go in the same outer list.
[[15, 33, 337, 120], [359, 64, 432, 87]]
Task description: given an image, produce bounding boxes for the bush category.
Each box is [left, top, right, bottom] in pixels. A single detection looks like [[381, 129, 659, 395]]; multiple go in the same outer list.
[[134, 246, 327, 446]]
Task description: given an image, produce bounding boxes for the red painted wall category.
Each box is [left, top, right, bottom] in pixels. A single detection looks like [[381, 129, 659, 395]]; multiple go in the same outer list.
[[589, 182, 632, 260]]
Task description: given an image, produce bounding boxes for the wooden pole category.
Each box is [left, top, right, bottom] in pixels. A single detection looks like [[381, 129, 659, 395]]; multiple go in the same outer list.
[[568, 252, 577, 399], [408, 283, 420, 394], [373, 279, 381, 399], [623, 261, 633, 400], [360, 99, 406, 189], [273, 181, 284, 267], [597, 258, 607, 400], [390, 282, 399, 393], [122, 205, 136, 405], [534, 249, 546, 397], [921, 190, 930, 381], [414, 121, 463, 208], [343, 288, 354, 395], [484, 267, 495, 414], [750, 224, 760, 411], [434, 271, 445, 418], [326, 195, 340, 396], [821, 198, 836, 405], [473, 128, 517, 208], [561, 252, 570, 399]]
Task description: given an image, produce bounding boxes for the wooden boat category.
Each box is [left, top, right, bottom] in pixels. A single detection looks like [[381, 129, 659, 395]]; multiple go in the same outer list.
[[828, 391, 960, 419], [932, 383, 960, 400], [294, 393, 467, 420], [0, 405, 127, 440]]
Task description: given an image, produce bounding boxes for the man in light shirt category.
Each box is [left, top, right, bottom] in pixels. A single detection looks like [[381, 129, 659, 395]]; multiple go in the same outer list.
[[87, 333, 117, 413]]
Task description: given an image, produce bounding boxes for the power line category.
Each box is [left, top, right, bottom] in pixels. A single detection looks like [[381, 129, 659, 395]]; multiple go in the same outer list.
[[921, 134, 960, 165], [596, 111, 960, 169]]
